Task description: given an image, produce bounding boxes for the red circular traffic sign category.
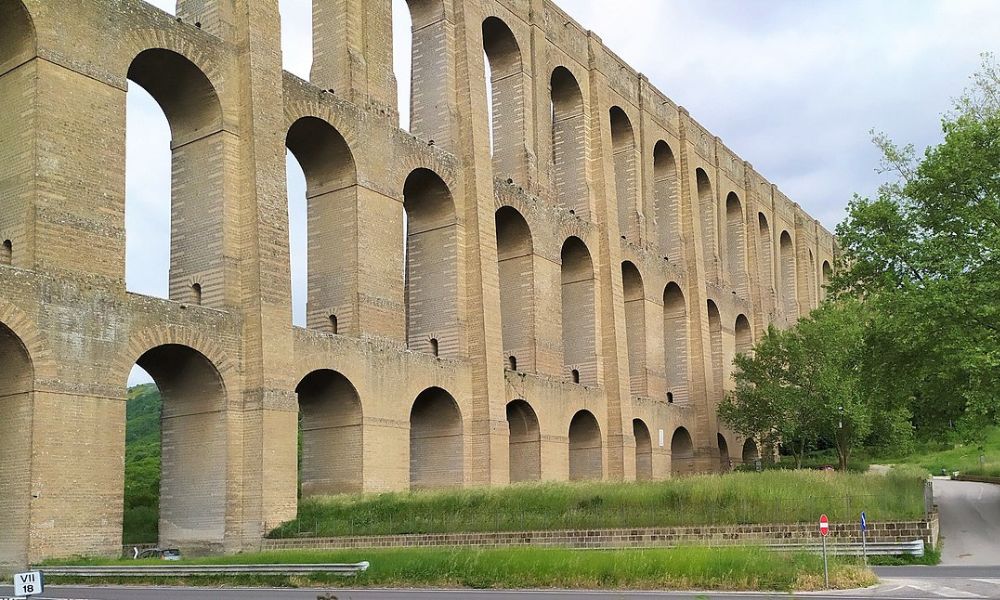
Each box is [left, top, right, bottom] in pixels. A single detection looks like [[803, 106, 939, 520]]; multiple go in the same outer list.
[[819, 514, 830, 537]]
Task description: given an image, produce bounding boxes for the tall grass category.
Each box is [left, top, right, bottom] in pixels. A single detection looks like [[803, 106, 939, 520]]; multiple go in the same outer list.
[[269, 469, 925, 538], [42, 547, 876, 591]]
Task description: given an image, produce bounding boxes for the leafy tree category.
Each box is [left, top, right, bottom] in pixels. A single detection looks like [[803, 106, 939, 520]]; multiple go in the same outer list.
[[832, 53, 1000, 445]]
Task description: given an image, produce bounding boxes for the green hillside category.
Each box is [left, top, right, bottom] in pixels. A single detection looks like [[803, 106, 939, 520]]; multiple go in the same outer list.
[[124, 383, 161, 544]]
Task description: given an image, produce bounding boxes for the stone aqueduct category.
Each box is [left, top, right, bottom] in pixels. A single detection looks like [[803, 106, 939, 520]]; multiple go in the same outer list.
[[0, 0, 835, 566]]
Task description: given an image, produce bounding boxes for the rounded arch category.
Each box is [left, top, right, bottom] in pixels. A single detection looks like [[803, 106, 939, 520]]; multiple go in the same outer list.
[[482, 16, 526, 181], [822, 260, 833, 298], [671, 426, 695, 477], [633, 418, 652, 481], [404, 169, 458, 357], [295, 370, 364, 496], [506, 399, 540, 483], [707, 299, 723, 395], [622, 261, 647, 397], [561, 237, 596, 384], [133, 344, 228, 549], [735, 314, 752, 357], [0, 319, 34, 567], [550, 66, 587, 218], [779, 231, 797, 319], [127, 48, 222, 139], [758, 213, 774, 292], [742, 438, 759, 464], [410, 387, 463, 489], [725, 192, 747, 292], [568, 410, 602, 480], [482, 17, 521, 72], [653, 141, 680, 259], [0, 0, 35, 73], [286, 116, 357, 195], [717, 433, 731, 472], [663, 282, 689, 404], [696, 168, 716, 263], [610, 107, 637, 238], [496, 207, 535, 373]]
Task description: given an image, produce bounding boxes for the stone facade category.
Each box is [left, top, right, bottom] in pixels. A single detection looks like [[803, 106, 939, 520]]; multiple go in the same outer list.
[[0, 0, 835, 568]]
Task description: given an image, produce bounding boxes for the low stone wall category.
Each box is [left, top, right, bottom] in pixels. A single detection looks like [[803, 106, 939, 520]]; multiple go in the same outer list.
[[262, 512, 938, 552]]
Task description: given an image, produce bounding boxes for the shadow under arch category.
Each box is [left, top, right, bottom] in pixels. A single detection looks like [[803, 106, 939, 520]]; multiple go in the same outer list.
[[496, 206, 535, 373], [506, 399, 540, 483], [671, 426, 695, 477], [295, 369, 364, 496], [568, 410, 602, 481], [0, 319, 34, 569], [134, 343, 228, 552], [410, 387, 463, 489]]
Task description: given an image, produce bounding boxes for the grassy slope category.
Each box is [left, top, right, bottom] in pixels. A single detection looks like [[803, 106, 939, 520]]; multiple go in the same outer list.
[[42, 547, 876, 591], [271, 469, 925, 538], [877, 426, 1000, 477], [124, 384, 161, 544]]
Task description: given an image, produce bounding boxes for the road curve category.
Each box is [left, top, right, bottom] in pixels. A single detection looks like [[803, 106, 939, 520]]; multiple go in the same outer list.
[[933, 477, 1000, 566]]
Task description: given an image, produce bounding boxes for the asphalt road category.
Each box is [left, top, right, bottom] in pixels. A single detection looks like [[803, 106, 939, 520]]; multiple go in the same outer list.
[[933, 477, 1000, 566]]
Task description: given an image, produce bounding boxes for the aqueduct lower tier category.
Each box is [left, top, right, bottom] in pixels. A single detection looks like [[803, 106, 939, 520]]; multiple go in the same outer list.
[[0, 0, 835, 567]]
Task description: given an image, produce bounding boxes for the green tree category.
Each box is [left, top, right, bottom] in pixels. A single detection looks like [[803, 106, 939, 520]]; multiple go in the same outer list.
[[832, 53, 1000, 444]]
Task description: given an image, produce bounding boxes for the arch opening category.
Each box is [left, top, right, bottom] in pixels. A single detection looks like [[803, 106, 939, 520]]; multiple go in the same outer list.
[[622, 261, 647, 397], [506, 400, 540, 482], [0, 320, 33, 568], [410, 387, 463, 489], [779, 231, 797, 319], [653, 141, 680, 259], [735, 314, 752, 357], [125, 49, 224, 306], [718, 433, 731, 472], [822, 260, 833, 299], [568, 410, 602, 480], [633, 418, 652, 481], [286, 117, 359, 330], [404, 169, 458, 357], [0, 1, 34, 74], [496, 207, 534, 373], [561, 237, 595, 385], [725, 193, 746, 293], [707, 300, 723, 396], [296, 370, 363, 496], [1, 240, 11, 266], [404, 0, 451, 145], [742, 438, 759, 464], [551, 67, 587, 218], [696, 169, 716, 271], [128, 344, 228, 551], [482, 17, 526, 182], [670, 427, 695, 477], [758, 213, 773, 294], [663, 282, 689, 404], [610, 107, 637, 239]]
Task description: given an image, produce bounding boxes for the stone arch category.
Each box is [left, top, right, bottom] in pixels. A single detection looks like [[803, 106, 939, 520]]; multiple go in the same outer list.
[[758, 213, 773, 292], [125, 48, 226, 306], [405, 0, 451, 145], [742, 438, 759, 463], [610, 107, 637, 239], [133, 344, 228, 551], [622, 261, 646, 397], [551, 67, 587, 219], [0, 0, 35, 74], [404, 168, 458, 357], [653, 141, 680, 260], [805, 248, 818, 308], [725, 193, 747, 293], [410, 387, 463, 489], [506, 399, 540, 483], [568, 410, 602, 480], [482, 16, 526, 182], [0, 318, 33, 568], [663, 282, 689, 404], [286, 116, 359, 333], [779, 231, 797, 319], [822, 260, 833, 298], [496, 206, 534, 373], [561, 236, 596, 385], [633, 418, 652, 481], [295, 370, 363, 496], [735, 314, 752, 357], [707, 299, 723, 395], [696, 169, 716, 267], [671, 426, 695, 476], [717, 432, 731, 472]]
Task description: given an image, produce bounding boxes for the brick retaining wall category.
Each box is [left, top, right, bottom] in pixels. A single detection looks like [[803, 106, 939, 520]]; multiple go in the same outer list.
[[261, 512, 938, 552]]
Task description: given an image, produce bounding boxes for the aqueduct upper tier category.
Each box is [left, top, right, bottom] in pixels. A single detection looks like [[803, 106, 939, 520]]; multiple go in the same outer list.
[[0, 0, 835, 566]]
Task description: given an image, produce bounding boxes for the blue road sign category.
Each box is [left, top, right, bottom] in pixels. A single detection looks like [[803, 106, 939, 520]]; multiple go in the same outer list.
[[860, 511, 868, 531]]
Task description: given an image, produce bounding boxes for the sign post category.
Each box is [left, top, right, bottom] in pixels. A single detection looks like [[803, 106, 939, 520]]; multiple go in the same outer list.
[[819, 514, 830, 589], [860, 511, 868, 565], [13, 570, 44, 598]]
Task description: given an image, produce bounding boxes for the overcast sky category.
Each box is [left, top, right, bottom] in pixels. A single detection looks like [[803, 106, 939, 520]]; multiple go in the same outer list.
[[127, 0, 999, 381]]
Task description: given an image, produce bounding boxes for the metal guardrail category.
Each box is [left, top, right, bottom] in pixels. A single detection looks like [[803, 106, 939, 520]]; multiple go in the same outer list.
[[765, 539, 924, 557], [40, 562, 370, 578]]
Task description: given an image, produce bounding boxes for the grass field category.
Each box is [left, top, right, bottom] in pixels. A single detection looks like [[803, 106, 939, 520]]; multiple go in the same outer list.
[[268, 469, 926, 538], [40, 547, 876, 591], [877, 426, 1000, 477]]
